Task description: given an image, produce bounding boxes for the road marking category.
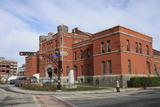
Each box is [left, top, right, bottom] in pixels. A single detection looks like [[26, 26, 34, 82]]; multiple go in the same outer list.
[[32, 95, 41, 107], [33, 95, 73, 107], [0, 88, 7, 93]]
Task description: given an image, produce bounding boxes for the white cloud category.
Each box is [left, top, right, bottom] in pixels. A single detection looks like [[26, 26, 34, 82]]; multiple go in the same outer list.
[[0, 9, 39, 66], [0, 0, 160, 66]]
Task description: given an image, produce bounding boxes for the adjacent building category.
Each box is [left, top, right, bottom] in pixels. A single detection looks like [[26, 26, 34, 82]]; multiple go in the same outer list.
[[0, 57, 17, 78], [17, 64, 26, 76], [23, 25, 160, 87]]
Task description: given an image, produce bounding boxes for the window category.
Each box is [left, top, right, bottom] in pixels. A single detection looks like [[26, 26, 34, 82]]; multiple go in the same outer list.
[[146, 61, 151, 75], [80, 50, 83, 59], [107, 60, 112, 74], [126, 40, 130, 51], [6, 70, 9, 73], [135, 42, 138, 53], [128, 59, 131, 74], [154, 64, 159, 76], [80, 65, 84, 76], [55, 40, 57, 47], [101, 61, 106, 75], [6, 65, 10, 68], [87, 64, 91, 76], [74, 65, 78, 80], [66, 66, 70, 76], [107, 40, 111, 52], [74, 52, 77, 60], [101, 42, 105, 53], [87, 48, 91, 58], [2, 70, 5, 72], [146, 45, 149, 55], [60, 37, 62, 45], [139, 43, 142, 54]]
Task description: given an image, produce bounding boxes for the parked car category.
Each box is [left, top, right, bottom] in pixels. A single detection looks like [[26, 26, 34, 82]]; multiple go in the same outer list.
[[42, 79, 54, 86], [10, 79, 16, 84], [29, 76, 38, 83], [8, 75, 17, 82], [15, 76, 27, 87], [8, 75, 18, 84]]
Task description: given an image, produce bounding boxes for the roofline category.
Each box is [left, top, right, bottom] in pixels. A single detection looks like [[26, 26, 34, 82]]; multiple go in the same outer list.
[[118, 25, 152, 39], [94, 25, 152, 39]]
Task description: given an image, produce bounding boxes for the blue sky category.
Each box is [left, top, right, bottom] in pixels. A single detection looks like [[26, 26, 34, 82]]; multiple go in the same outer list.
[[0, 0, 160, 67]]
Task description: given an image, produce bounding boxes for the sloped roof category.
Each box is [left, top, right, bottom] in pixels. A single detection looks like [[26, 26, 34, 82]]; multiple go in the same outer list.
[[153, 49, 160, 56]]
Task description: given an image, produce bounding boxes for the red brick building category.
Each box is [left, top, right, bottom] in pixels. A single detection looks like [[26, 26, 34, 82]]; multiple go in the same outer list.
[[24, 25, 160, 87], [24, 55, 39, 77]]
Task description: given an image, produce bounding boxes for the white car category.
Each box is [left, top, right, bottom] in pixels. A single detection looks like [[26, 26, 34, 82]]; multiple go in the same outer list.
[[7, 75, 18, 83]]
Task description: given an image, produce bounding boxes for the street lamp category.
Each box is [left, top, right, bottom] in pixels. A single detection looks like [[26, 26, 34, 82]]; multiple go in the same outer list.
[[55, 48, 62, 90]]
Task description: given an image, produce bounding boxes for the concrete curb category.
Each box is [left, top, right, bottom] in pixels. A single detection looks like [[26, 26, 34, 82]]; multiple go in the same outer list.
[[7, 85, 160, 95], [54, 88, 142, 95], [7, 86, 55, 95]]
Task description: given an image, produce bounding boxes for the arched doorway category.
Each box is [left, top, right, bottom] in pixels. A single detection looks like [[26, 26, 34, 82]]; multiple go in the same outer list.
[[45, 65, 54, 80], [47, 67, 53, 80]]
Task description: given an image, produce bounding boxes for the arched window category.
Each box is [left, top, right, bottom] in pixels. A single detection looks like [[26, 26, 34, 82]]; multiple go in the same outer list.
[[146, 61, 151, 75], [80, 50, 83, 59], [101, 61, 106, 75], [126, 40, 130, 51], [101, 42, 105, 53], [107, 40, 111, 52], [128, 59, 131, 74], [66, 66, 70, 76], [154, 64, 159, 77], [74, 65, 78, 80]]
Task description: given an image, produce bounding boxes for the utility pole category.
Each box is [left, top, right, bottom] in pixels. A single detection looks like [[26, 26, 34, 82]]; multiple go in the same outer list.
[[38, 48, 62, 90], [55, 48, 62, 90]]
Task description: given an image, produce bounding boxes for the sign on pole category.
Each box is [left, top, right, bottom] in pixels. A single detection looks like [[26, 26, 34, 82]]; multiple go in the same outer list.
[[19, 52, 37, 56]]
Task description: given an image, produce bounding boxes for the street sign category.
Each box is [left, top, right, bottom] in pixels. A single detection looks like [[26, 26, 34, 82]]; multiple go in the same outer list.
[[60, 51, 68, 56], [53, 55, 60, 58], [19, 52, 37, 56]]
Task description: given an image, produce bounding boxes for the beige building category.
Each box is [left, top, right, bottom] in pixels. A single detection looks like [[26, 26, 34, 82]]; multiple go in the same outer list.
[[0, 57, 17, 78]]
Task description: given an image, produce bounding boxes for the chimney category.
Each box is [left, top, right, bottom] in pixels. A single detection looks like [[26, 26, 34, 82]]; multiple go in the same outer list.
[[72, 27, 79, 33], [57, 24, 68, 33]]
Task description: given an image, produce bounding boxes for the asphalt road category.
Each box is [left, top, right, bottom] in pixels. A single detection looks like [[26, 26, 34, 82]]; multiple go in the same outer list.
[[0, 85, 39, 107], [0, 85, 72, 107], [55, 89, 160, 107], [1, 84, 160, 107]]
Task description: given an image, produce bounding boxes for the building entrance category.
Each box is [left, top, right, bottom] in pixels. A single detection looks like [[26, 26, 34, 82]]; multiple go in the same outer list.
[[47, 67, 53, 79]]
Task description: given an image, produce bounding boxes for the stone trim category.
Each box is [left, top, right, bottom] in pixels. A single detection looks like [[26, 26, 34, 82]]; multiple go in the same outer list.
[[93, 50, 120, 57], [63, 60, 73, 62], [92, 32, 118, 41], [73, 57, 93, 62], [92, 31, 152, 43], [60, 46, 72, 49], [93, 50, 152, 58], [73, 42, 92, 49], [119, 31, 152, 43]]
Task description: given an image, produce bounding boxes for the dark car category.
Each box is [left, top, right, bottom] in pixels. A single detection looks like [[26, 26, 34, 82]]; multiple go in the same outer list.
[[15, 76, 27, 87], [10, 79, 16, 84], [42, 79, 54, 86]]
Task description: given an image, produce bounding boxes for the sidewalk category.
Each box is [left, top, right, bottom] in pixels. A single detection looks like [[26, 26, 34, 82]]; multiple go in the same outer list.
[[7, 85, 150, 95], [7, 85, 55, 95]]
